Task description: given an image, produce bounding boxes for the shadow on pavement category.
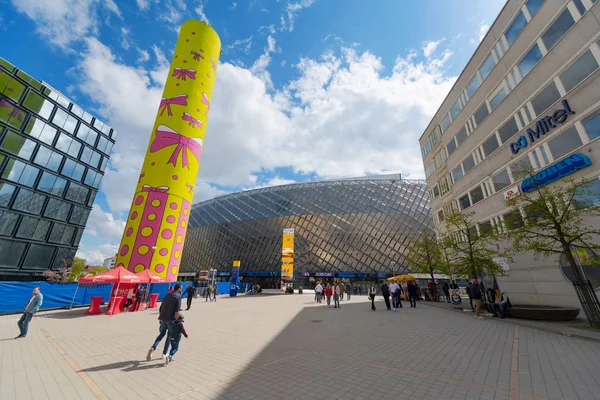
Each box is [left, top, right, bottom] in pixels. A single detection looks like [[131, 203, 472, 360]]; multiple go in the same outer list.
[[79, 360, 164, 372]]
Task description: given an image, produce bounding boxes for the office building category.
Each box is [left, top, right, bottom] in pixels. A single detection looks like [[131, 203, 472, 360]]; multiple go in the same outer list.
[[102, 255, 117, 270], [0, 57, 116, 280], [419, 0, 600, 307], [180, 175, 433, 282]]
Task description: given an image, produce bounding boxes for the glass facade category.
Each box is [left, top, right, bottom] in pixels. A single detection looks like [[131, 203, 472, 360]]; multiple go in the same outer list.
[[180, 176, 433, 277], [0, 57, 116, 280]]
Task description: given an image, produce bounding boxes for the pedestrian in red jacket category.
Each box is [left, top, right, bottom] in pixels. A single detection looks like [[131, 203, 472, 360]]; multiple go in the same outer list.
[[324, 283, 333, 307]]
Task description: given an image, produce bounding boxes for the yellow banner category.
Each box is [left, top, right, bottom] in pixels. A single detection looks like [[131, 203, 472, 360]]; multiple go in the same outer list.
[[281, 229, 294, 280]]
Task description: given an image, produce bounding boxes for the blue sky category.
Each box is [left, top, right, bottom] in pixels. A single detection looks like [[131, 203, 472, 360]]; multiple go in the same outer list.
[[1, 0, 505, 264]]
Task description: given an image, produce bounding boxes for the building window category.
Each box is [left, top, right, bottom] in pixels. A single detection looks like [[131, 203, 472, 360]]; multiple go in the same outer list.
[[462, 154, 476, 174], [573, 179, 600, 209], [0, 210, 18, 236], [440, 114, 451, 133], [1, 131, 36, 160], [49, 223, 75, 245], [22, 244, 55, 270], [498, 118, 519, 144], [37, 171, 67, 197], [0, 182, 16, 207], [55, 133, 82, 158], [12, 188, 46, 215], [437, 209, 445, 223], [458, 194, 471, 210], [518, 44, 543, 79], [456, 126, 468, 145], [33, 146, 63, 172], [61, 158, 85, 181], [44, 198, 70, 221], [547, 126, 582, 160], [452, 165, 464, 182], [583, 109, 600, 141], [16, 216, 50, 240], [530, 82, 561, 116], [479, 53, 496, 81], [470, 186, 485, 205], [70, 205, 90, 226], [22, 91, 54, 120], [479, 220, 494, 236], [505, 12, 527, 46], [492, 169, 511, 192], [541, 8, 575, 51], [572, 0, 587, 17], [450, 99, 462, 120], [503, 211, 524, 230], [76, 124, 98, 146], [526, 0, 544, 17], [474, 103, 489, 126], [65, 182, 89, 204], [446, 138, 457, 156], [0, 239, 26, 269], [466, 73, 482, 98], [489, 87, 507, 111], [25, 118, 57, 145], [0, 99, 27, 130], [559, 50, 599, 93], [2, 159, 39, 187]]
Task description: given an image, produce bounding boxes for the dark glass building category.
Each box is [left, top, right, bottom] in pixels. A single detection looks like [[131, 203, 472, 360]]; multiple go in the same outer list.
[[0, 57, 115, 280], [180, 175, 433, 281]]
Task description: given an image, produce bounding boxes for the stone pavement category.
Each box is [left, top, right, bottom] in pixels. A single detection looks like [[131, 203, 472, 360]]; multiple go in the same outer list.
[[1, 294, 600, 400]]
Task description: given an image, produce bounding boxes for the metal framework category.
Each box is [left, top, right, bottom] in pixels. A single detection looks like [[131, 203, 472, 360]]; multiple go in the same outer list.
[[180, 175, 433, 275]]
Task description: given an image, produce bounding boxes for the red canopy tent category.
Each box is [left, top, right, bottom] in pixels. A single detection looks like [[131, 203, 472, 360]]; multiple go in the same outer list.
[[71, 266, 148, 310], [135, 269, 168, 283]]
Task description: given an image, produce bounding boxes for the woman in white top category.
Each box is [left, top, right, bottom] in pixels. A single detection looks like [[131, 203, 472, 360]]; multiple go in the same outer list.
[[369, 283, 377, 311]]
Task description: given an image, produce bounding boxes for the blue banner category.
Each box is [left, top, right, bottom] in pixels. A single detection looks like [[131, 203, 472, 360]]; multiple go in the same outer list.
[[521, 153, 592, 193]]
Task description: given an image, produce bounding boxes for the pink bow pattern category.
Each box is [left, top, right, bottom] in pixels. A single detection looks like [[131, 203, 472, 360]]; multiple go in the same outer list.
[[190, 50, 204, 60], [201, 93, 210, 117], [182, 112, 202, 129], [150, 125, 203, 168], [172, 68, 196, 81], [210, 57, 217, 72], [141, 185, 169, 193], [159, 95, 188, 116]]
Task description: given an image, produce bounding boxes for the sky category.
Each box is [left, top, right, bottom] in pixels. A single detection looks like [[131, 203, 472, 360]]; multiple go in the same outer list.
[[1, 0, 506, 265]]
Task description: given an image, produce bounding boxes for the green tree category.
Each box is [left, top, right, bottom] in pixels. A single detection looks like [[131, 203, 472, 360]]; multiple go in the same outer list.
[[85, 266, 108, 276], [405, 231, 443, 301], [444, 210, 506, 280], [504, 164, 600, 327], [68, 257, 86, 282]]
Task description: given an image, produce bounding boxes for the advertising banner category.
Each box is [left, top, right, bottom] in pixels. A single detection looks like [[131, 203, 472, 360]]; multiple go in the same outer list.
[[230, 260, 240, 297], [281, 228, 294, 280]]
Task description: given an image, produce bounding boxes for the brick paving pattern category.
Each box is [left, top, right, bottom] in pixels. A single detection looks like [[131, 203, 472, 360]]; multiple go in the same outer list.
[[1, 294, 600, 400]]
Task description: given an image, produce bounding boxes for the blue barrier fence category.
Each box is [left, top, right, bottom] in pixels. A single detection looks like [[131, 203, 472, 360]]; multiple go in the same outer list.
[[0, 281, 239, 314]]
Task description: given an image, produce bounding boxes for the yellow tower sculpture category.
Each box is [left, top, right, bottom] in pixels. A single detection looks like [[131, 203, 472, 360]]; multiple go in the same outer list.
[[115, 20, 220, 281]]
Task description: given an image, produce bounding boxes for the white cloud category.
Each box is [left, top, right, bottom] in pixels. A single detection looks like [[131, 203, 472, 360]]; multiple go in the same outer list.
[[150, 45, 170, 86], [226, 36, 253, 54], [250, 36, 277, 89], [77, 242, 118, 265], [422, 39, 444, 58], [230, 2, 237, 10], [103, 0, 121, 18], [284, 0, 316, 32], [120, 27, 131, 50], [10, 0, 98, 49], [471, 23, 489, 45], [136, 0, 149, 11], [137, 48, 150, 63], [195, 0, 209, 24], [71, 36, 455, 255]]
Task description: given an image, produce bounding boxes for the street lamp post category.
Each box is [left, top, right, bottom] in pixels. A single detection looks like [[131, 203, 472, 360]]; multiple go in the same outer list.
[[391, 261, 396, 277]]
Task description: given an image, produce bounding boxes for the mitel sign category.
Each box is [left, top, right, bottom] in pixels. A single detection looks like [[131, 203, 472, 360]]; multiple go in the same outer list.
[[510, 100, 575, 154], [520, 153, 591, 193]]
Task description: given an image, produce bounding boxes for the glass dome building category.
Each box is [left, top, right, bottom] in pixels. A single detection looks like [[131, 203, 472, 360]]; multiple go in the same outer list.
[[180, 174, 433, 281]]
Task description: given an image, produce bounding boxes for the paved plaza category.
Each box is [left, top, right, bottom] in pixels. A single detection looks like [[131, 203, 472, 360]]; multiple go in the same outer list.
[[1, 294, 600, 400]]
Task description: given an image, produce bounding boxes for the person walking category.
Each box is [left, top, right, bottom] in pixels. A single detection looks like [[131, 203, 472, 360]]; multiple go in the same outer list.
[[15, 287, 43, 339], [470, 279, 483, 318], [314, 282, 323, 303], [324, 283, 333, 307], [183, 283, 196, 310], [346, 282, 352, 301], [339, 282, 345, 301], [407, 281, 417, 308], [165, 312, 188, 365], [443, 281, 451, 303], [389, 281, 402, 311], [133, 286, 144, 311], [333, 283, 341, 308], [205, 284, 212, 302], [147, 284, 182, 361], [368, 283, 377, 311], [380, 281, 391, 311], [465, 282, 473, 310], [211, 284, 218, 301]]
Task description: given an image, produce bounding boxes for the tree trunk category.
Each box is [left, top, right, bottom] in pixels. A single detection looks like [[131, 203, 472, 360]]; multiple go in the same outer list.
[[429, 270, 437, 302], [565, 247, 600, 328]]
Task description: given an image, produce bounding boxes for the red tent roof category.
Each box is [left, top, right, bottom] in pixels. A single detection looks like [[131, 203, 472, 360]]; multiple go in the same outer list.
[[135, 269, 169, 283], [79, 266, 148, 284]]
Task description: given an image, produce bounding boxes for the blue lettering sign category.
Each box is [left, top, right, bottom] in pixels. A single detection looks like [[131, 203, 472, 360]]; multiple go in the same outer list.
[[511, 100, 574, 154], [521, 153, 591, 193]]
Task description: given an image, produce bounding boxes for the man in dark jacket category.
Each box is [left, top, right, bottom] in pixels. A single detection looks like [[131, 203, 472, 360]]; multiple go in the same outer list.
[[380, 282, 391, 311], [147, 284, 182, 360], [183, 283, 196, 310], [442, 281, 451, 303], [407, 281, 418, 308], [470, 280, 483, 318], [465, 282, 473, 310]]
